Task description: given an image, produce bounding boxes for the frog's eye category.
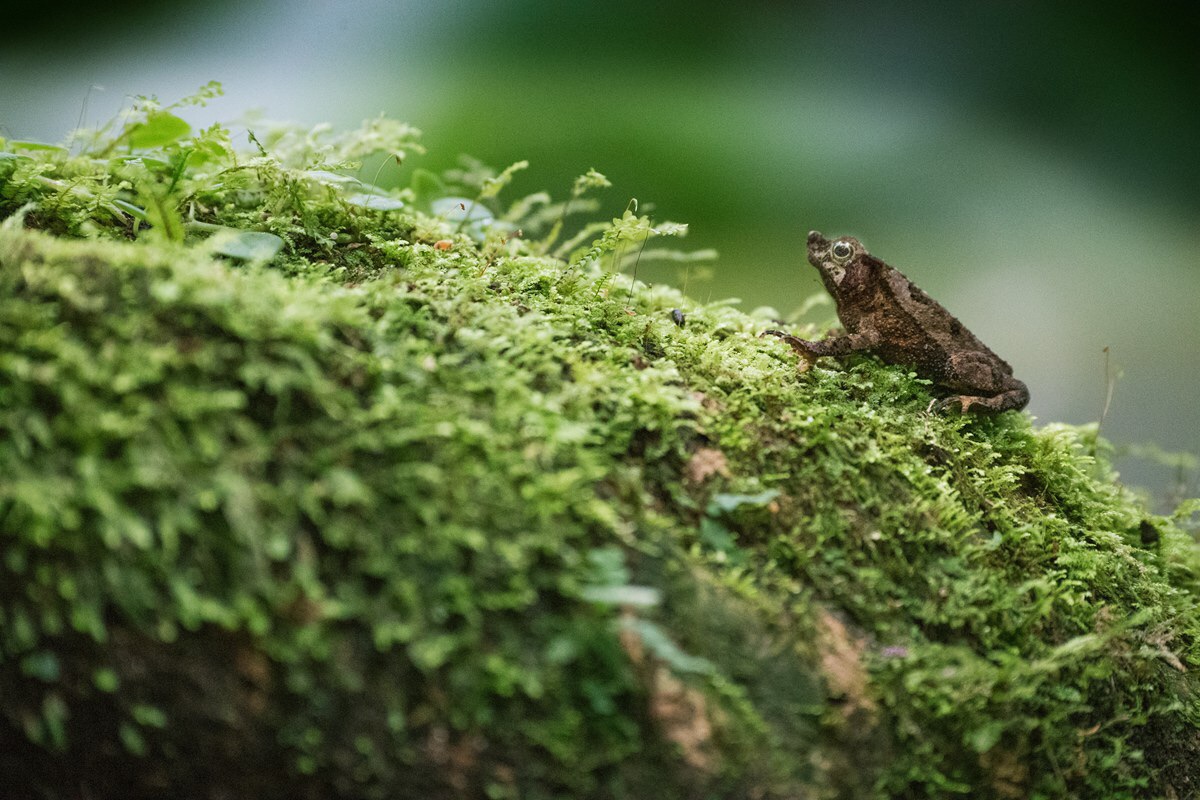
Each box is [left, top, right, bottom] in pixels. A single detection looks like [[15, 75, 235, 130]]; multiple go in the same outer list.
[[830, 240, 854, 264]]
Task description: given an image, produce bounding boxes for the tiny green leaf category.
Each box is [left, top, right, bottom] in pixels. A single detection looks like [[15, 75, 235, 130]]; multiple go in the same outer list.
[[579, 585, 661, 607], [93, 668, 120, 693], [126, 112, 192, 149], [118, 722, 146, 756], [572, 168, 611, 197], [622, 619, 714, 675], [209, 229, 285, 262], [139, 186, 185, 242], [966, 721, 1005, 753], [20, 651, 61, 682], [709, 489, 781, 513], [303, 169, 358, 185], [344, 192, 405, 211], [479, 160, 529, 200], [131, 703, 167, 728], [8, 140, 68, 153], [432, 196, 492, 222], [699, 517, 737, 553]]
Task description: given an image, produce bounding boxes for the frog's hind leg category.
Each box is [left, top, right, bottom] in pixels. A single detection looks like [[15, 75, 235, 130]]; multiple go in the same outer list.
[[928, 385, 1029, 414], [929, 352, 1030, 414]]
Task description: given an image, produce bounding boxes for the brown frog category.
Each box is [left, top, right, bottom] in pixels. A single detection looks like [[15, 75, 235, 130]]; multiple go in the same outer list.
[[762, 231, 1029, 414]]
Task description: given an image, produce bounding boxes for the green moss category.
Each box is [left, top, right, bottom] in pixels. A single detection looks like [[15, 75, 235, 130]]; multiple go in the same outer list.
[[1, 86, 1198, 799]]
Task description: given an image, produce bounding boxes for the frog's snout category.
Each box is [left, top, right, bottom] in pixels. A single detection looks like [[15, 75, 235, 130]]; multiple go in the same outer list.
[[806, 230, 828, 259]]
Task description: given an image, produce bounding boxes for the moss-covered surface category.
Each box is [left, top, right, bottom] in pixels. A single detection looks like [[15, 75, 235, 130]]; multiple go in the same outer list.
[[2, 88, 1199, 799]]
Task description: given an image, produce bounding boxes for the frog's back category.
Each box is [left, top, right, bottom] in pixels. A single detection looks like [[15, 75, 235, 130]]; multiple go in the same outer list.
[[883, 268, 1013, 371]]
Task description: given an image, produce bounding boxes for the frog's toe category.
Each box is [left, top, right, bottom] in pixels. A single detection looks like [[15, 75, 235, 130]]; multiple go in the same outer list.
[[928, 396, 967, 415], [760, 329, 816, 357]]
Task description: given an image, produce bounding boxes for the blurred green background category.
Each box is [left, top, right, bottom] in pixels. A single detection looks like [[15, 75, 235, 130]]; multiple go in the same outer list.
[[3, 0, 1197, 503]]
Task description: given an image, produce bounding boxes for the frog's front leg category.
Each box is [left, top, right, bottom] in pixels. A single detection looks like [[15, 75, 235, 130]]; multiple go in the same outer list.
[[760, 329, 880, 369]]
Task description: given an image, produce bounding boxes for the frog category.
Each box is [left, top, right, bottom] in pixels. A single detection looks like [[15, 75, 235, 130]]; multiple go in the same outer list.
[[761, 231, 1029, 414]]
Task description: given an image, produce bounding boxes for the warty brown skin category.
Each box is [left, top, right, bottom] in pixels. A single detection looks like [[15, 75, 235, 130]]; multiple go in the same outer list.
[[762, 231, 1030, 414]]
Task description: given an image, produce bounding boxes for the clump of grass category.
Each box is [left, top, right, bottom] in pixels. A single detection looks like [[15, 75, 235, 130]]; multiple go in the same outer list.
[[1, 84, 1198, 799]]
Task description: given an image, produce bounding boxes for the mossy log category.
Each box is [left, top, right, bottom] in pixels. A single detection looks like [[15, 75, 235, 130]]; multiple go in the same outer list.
[[1, 108, 1198, 799]]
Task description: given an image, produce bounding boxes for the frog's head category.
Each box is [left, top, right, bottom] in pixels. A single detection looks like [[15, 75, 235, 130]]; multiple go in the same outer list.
[[806, 230, 878, 299]]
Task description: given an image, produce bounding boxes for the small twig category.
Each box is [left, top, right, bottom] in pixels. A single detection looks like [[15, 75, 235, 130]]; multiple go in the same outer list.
[[369, 152, 402, 190], [1092, 346, 1116, 455], [626, 217, 652, 308], [454, 197, 479, 237]]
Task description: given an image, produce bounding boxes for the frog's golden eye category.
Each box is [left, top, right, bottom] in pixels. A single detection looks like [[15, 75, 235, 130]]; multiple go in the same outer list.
[[830, 240, 854, 264]]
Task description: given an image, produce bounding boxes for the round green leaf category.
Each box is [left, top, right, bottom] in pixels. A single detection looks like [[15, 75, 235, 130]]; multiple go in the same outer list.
[[210, 230, 285, 262], [344, 192, 405, 211], [126, 112, 191, 149]]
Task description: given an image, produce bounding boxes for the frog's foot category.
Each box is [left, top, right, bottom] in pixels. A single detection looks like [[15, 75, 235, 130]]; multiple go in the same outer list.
[[928, 386, 1029, 415], [928, 395, 974, 415], [760, 329, 819, 372], [760, 329, 818, 364]]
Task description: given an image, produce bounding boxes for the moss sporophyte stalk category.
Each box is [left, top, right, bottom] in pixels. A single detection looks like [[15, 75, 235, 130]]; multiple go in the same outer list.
[[1, 84, 1198, 799]]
